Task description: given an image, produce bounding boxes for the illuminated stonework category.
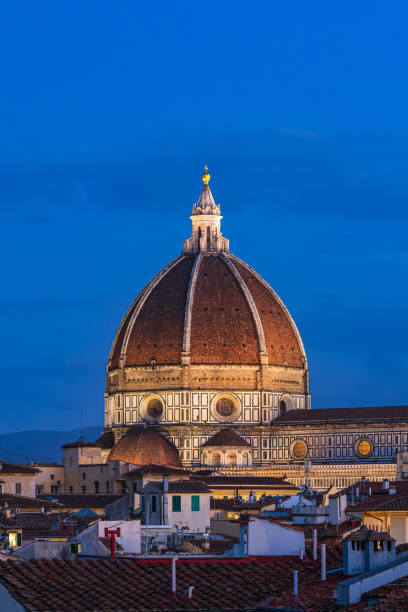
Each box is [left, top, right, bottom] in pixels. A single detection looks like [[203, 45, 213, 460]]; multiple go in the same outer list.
[[104, 168, 310, 468]]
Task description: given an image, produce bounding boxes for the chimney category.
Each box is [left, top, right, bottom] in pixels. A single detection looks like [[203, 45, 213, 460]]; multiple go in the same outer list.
[[163, 477, 169, 525], [321, 544, 326, 581], [293, 570, 298, 596], [171, 557, 178, 594], [313, 529, 317, 560]]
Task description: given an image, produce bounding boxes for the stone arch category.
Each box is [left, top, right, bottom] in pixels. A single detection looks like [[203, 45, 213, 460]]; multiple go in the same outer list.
[[227, 452, 237, 466], [212, 451, 221, 466], [279, 393, 295, 415]]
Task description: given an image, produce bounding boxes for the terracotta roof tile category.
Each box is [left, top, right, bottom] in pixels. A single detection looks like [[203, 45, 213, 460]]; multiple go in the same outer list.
[[38, 494, 122, 508], [126, 464, 190, 476], [195, 475, 298, 489], [275, 406, 408, 424], [0, 494, 61, 509], [108, 428, 181, 468], [0, 462, 39, 474], [201, 429, 251, 448]]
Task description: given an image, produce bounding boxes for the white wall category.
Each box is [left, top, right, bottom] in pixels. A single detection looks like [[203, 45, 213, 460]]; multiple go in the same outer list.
[[75, 520, 141, 555], [248, 517, 305, 556], [0, 473, 36, 497], [168, 493, 210, 533], [279, 494, 313, 509]]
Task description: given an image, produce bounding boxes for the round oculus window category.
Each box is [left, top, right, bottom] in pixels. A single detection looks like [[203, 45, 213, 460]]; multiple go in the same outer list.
[[147, 399, 163, 420], [216, 398, 235, 418], [355, 438, 373, 458], [290, 439, 308, 460]]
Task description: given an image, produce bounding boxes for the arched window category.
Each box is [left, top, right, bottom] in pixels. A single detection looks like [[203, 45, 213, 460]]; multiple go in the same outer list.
[[280, 400, 287, 414], [212, 452, 221, 465], [206, 226, 211, 249], [227, 452, 237, 466]]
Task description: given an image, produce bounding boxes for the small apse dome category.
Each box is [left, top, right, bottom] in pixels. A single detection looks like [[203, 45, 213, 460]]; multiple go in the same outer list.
[[108, 427, 181, 467]]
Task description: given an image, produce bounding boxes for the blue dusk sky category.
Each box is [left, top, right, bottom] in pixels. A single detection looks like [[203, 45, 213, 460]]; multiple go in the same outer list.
[[1, 1, 407, 433]]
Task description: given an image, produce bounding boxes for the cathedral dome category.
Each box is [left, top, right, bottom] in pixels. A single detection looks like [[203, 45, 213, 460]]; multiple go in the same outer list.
[[108, 427, 181, 467], [108, 169, 306, 372]]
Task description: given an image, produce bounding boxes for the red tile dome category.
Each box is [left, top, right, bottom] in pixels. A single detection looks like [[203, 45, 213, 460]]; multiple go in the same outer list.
[[108, 427, 181, 467], [108, 252, 306, 369]]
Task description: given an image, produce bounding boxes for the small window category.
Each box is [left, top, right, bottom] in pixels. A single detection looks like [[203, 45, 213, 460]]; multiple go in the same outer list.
[[15, 483, 21, 495], [106, 481, 110, 492], [50, 474, 55, 480], [152, 495, 157, 513], [82, 473, 86, 480], [69, 486, 73, 493], [81, 486, 86, 493], [141, 495, 145, 511], [94, 481, 100, 494], [191, 495, 200, 511], [172, 495, 181, 512]]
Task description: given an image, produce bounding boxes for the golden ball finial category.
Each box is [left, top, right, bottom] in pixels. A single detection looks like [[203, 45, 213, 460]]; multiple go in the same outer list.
[[202, 165, 210, 185]]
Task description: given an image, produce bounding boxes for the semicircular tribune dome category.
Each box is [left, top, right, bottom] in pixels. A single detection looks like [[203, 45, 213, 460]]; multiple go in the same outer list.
[[108, 166, 307, 374], [108, 428, 181, 467]]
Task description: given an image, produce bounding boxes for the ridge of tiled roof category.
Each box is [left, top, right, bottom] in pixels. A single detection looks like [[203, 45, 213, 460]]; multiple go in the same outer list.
[[126, 464, 190, 476], [61, 440, 102, 449], [38, 494, 123, 507], [275, 405, 408, 424], [0, 462, 40, 474], [23, 529, 70, 539], [350, 492, 408, 512], [201, 429, 252, 448], [143, 480, 210, 493], [195, 475, 298, 488], [0, 494, 61, 508], [330, 479, 408, 499], [0, 511, 95, 533], [210, 496, 277, 510]]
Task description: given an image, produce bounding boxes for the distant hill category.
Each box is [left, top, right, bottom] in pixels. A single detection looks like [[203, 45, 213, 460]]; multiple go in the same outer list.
[[0, 426, 103, 464]]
